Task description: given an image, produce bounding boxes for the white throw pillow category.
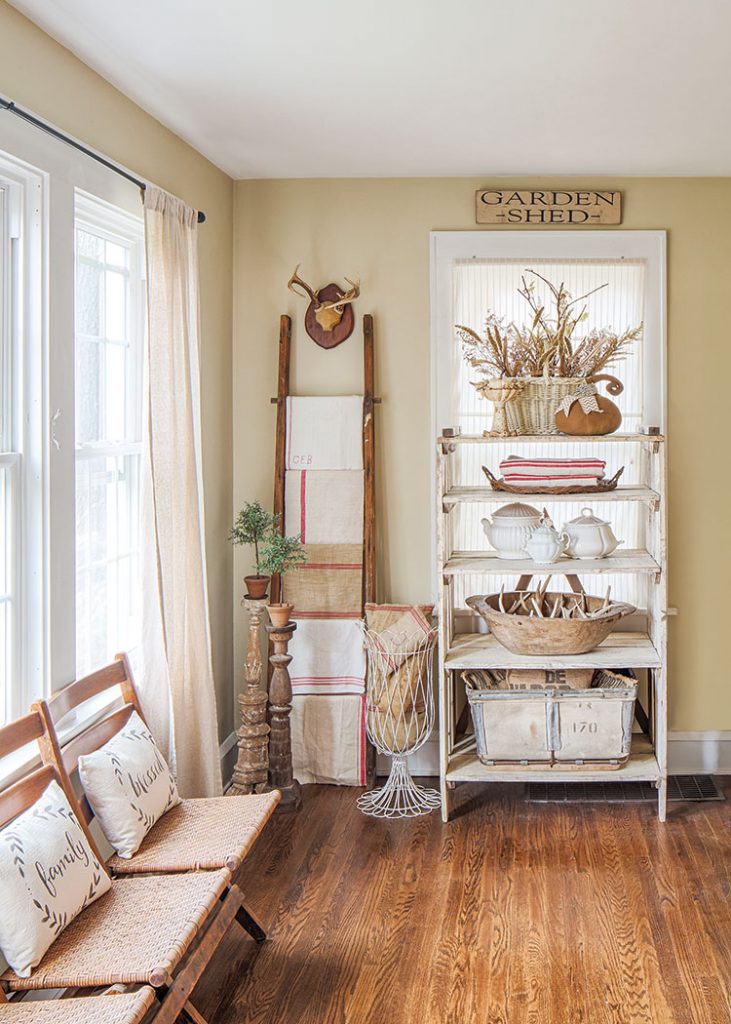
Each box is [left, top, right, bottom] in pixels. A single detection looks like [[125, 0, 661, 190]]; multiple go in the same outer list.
[[0, 779, 111, 977], [78, 711, 180, 859]]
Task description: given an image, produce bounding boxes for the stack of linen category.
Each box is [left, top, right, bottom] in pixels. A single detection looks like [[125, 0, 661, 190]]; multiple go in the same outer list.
[[283, 396, 367, 786], [499, 455, 606, 489]]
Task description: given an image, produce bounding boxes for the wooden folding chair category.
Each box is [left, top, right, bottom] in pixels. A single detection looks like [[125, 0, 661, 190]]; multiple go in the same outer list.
[[0, 712, 250, 1023], [0, 986, 155, 1023], [34, 655, 278, 944]]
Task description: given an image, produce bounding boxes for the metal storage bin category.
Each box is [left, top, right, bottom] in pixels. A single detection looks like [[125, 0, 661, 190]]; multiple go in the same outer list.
[[464, 670, 637, 768]]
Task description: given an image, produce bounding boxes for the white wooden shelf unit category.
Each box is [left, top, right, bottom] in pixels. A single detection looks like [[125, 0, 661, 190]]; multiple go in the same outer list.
[[436, 431, 668, 822]]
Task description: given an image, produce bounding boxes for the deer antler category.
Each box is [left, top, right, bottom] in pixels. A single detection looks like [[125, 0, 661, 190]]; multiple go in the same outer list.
[[287, 265, 319, 304], [320, 277, 360, 311]]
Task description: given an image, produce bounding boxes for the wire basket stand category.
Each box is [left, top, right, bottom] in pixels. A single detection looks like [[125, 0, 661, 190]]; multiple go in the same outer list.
[[358, 624, 441, 818]]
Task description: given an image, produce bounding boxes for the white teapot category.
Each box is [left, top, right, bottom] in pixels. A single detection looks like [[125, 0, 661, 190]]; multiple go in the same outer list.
[[481, 502, 541, 560], [524, 513, 569, 565], [562, 507, 622, 560]]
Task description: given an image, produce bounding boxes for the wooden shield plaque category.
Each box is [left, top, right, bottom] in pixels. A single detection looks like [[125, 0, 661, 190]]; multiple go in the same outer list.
[[304, 283, 355, 349]]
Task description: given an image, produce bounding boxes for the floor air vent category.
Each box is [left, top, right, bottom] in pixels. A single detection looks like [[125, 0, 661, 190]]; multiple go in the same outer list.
[[526, 775, 725, 804]]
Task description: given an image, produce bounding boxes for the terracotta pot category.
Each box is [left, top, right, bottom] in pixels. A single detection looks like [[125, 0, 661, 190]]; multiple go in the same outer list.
[[244, 574, 270, 600], [267, 602, 294, 628]]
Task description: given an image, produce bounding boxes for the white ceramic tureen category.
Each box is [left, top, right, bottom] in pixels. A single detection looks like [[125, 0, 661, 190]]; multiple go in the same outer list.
[[524, 514, 569, 564], [562, 507, 622, 560], [482, 502, 541, 559]]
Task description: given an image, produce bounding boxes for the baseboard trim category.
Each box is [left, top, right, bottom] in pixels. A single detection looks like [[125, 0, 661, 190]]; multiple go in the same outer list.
[[377, 732, 731, 779], [219, 731, 238, 759], [220, 730, 238, 790], [667, 731, 731, 774]]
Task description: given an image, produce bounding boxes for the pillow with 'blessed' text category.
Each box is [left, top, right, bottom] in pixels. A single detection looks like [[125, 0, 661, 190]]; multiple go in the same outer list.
[[78, 710, 180, 859], [0, 779, 111, 977]]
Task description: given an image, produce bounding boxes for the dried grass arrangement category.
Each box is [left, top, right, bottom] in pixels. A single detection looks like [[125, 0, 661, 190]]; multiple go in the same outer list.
[[456, 270, 643, 382]]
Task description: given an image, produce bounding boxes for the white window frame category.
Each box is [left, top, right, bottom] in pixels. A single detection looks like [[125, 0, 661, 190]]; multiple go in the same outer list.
[[0, 112, 143, 728], [0, 151, 45, 723], [429, 230, 667, 596]]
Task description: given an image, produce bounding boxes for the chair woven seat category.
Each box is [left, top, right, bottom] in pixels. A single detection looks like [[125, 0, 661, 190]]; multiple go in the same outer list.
[[0, 988, 155, 1023], [2, 870, 230, 992], [108, 792, 281, 875]]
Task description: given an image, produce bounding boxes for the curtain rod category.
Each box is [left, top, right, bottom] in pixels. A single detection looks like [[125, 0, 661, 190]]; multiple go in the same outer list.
[[0, 98, 206, 224]]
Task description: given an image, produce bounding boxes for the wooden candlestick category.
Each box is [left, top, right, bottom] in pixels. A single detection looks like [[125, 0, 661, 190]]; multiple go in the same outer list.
[[229, 597, 271, 795], [266, 620, 302, 812]]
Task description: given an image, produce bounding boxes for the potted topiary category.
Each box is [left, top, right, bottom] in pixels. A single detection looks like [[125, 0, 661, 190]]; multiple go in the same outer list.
[[229, 501, 279, 600], [259, 532, 307, 627]]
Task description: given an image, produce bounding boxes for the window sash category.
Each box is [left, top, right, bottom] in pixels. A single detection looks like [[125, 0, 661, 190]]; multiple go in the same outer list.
[[74, 196, 144, 680]]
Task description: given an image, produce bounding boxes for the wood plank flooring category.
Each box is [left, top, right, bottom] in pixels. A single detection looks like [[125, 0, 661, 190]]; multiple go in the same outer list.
[[196, 779, 731, 1024]]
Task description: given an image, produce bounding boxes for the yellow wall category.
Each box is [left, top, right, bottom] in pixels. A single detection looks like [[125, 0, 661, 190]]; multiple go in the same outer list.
[[0, 1, 236, 740], [233, 176, 731, 732]]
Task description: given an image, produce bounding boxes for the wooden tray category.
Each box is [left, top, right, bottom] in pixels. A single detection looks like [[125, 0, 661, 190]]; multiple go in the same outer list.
[[482, 465, 624, 494]]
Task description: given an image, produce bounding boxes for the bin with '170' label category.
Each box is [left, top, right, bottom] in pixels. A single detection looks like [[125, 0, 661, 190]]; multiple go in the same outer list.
[[463, 669, 637, 768]]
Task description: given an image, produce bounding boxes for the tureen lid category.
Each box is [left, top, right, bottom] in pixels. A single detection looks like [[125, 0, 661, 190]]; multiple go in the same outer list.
[[492, 502, 541, 520], [566, 507, 610, 527]]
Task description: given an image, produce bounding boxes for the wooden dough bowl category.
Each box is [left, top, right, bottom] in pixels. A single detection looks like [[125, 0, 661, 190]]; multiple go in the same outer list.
[[466, 592, 635, 656]]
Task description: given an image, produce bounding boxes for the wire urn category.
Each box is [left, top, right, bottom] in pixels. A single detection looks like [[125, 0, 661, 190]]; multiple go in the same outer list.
[[358, 624, 440, 819]]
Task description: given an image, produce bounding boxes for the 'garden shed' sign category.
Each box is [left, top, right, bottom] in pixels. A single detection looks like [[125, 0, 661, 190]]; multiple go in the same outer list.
[[475, 190, 622, 225]]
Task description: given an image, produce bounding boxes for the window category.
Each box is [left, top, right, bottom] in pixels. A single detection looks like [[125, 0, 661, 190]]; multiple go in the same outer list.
[[430, 231, 666, 608], [0, 152, 43, 727], [0, 182, 16, 725], [74, 194, 145, 678], [0, 120, 143, 737]]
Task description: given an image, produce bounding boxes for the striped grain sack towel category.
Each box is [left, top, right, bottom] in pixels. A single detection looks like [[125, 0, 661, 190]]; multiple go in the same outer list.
[[283, 543, 363, 616], [500, 456, 605, 480], [286, 396, 363, 470], [364, 604, 435, 725], [364, 603, 435, 674], [288, 616, 366, 695], [290, 694, 367, 785], [284, 470, 364, 544]]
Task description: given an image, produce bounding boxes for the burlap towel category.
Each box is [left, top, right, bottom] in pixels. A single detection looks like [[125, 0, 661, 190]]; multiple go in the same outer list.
[[284, 543, 363, 615]]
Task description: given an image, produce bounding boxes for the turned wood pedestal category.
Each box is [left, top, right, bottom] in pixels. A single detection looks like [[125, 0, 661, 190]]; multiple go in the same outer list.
[[229, 597, 271, 796], [266, 620, 302, 812]]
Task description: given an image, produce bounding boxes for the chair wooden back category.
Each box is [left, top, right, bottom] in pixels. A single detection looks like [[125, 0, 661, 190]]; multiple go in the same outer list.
[[33, 653, 146, 832], [0, 712, 57, 829], [0, 711, 104, 867]]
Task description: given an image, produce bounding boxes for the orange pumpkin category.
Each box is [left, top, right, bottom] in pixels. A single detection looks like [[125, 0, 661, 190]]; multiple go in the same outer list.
[[555, 374, 623, 436]]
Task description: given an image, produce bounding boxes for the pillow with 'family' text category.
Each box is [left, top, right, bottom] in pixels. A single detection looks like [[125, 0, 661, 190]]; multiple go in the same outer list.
[[0, 779, 111, 977], [77, 711, 180, 859]]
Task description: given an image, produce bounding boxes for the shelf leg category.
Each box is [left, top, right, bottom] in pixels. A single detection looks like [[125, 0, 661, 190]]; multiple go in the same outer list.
[[440, 777, 450, 823], [658, 777, 667, 822]]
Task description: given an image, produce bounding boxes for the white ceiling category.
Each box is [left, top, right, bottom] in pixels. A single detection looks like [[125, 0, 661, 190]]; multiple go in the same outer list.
[[8, 0, 731, 179]]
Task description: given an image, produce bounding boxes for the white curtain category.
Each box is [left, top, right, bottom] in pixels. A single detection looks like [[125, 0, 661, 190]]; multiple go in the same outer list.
[[139, 185, 222, 798]]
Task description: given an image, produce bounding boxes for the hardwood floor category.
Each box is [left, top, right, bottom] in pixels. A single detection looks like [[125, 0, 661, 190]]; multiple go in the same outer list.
[[197, 780, 731, 1024]]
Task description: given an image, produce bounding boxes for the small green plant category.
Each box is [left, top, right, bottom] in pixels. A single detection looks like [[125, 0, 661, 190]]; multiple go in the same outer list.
[[258, 531, 307, 578], [229, 501, 279, 576]]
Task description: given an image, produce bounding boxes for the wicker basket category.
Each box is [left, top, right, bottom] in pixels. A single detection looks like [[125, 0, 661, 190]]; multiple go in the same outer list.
[[505, 375, 583, 435]]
